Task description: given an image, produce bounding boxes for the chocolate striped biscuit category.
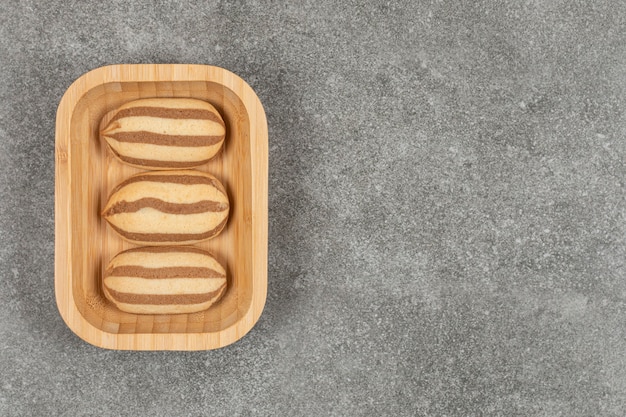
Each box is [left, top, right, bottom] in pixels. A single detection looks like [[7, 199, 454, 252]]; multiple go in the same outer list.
[[101, 98, 226, 169], [103, 246, 227, 314], [102, 170, 229, 245]]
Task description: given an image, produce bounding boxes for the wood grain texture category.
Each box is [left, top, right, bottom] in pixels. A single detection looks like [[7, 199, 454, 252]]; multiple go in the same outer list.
[[55, 64, 268, 350]]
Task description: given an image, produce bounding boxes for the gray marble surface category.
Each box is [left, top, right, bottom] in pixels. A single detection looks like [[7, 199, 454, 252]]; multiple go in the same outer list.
[[1, 1, 625, 415]]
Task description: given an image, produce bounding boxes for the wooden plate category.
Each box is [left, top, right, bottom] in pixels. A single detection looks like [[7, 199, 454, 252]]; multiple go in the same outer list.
[[55, 64, 268, 350]]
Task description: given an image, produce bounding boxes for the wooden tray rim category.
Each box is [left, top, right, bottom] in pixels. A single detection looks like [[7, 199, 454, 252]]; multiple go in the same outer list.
[[54, 64, 268, 350]]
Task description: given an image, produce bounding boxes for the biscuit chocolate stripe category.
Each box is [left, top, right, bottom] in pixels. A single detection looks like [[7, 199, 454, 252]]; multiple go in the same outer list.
[[103, 198, 228, 216], [123, 246, 213, 255], [111, 174, 226, 195], [116, 153, 217, 168], [106, 266, 225, 279], [106, 132, 224, 147], [109, 107, 225, 126], [105, 287, 225, 305], [108, 217, 228, 242]]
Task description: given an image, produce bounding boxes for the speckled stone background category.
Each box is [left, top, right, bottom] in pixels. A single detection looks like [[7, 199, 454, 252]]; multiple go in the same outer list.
[[1, 1, 625, 416]]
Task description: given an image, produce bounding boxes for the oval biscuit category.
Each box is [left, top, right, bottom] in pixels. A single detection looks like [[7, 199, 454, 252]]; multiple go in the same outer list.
[[101, 98, 226, 169], [103, 246, 227, 314], [102, 170, 229, 245]]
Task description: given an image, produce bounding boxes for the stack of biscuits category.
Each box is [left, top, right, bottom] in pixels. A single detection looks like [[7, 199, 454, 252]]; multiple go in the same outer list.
[[100, 98, 229, 315]]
